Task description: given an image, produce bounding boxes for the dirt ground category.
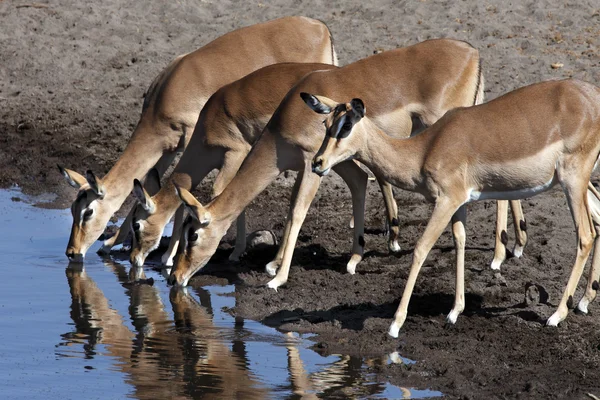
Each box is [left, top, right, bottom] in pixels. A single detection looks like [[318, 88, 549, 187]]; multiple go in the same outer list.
[[3, 0, 600, 398]]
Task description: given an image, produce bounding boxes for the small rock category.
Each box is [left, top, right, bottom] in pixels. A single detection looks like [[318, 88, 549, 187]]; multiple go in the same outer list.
[[551, 63, 564, 69], [246, 230, 278, 249], [524, 283, 540, 306]]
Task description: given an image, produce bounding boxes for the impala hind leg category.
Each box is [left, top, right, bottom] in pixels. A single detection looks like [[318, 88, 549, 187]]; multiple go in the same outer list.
[[267, 166, 321, 290], [447, 205, 467, 324], [389, 198, 462, 337], [332, 161, 368, 275], [491, 200, 509, 270], [510, 200, 528, 258], [378, 178, 401, 253], [577, 184, 600, 313], [212, 150, 251, 262], [547, 179, 595, 326]]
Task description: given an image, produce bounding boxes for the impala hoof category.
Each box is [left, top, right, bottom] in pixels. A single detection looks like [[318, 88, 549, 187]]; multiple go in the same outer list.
[[446, 308, 462, 324], [490, 258, 503, 271], [266, 278, 283, 291], [576, 298, 590, 314], [546, 311, 565, 327], [388, 240, 401, 253], [346, 254, 362, 275], [513, 244, 524, 258], [388, 322, 401, 338], [265, 261, 279, 277]]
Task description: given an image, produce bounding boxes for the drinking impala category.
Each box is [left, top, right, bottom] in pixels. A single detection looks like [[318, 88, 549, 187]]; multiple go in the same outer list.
[[58, 16, 338, 262]]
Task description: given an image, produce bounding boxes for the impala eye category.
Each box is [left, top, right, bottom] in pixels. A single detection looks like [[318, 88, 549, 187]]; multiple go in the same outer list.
[[188, 227, 198, 244], [83, 208, 93, 220], [132, 222, 140, 231], [343, 121, 352, 131]]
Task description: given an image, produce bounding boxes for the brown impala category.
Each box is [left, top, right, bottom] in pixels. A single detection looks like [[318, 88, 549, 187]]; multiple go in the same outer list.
[[304, 79, 600, 336]]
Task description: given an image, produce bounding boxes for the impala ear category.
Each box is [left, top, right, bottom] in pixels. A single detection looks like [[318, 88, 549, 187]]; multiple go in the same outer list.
[[350, 98, 365, 118], [143, 168, 161, 195], [86, 170, 106, 198], [132, 179, 156, 213], [58, 165, 87, 189], [300, 92, 337, 114], [174, 185, 211, 227]]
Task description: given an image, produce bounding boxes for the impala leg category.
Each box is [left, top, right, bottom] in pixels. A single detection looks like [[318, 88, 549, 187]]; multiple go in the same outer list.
[[577, 186, 600, 313], [332, 161, 368, 275], [162, 148, 224, 267], [389, 198, 461, 337], [447, 204, 467, 324], [547, 180, 594, 326], [377, 178, 401, 253], [267, 166, 321, 290], [266, 174, 301, 277], [161, 205, 184, 268], [509, 200, 528, 258], [212, 150, 250, 262], [491, 200, 509, 271]]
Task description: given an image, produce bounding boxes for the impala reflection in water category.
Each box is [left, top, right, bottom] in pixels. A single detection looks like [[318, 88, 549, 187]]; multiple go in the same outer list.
[[0, 188, 442, 399]]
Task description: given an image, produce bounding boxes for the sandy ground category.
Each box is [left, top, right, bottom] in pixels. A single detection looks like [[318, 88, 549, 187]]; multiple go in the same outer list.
[[3, 0, 600, 398]]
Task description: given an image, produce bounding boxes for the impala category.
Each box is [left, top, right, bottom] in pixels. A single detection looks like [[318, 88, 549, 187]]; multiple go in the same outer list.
[[167, 39, 522, 287], [58, 16, 338, 262], [129, 62, 343, 269], [304, 78, 600, 337]]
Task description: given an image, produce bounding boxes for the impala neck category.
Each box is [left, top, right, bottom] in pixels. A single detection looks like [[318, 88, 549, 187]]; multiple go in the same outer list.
[[209, 129, 283, 224], [358, 119, 428, 192], [102, 124, 165, 206]]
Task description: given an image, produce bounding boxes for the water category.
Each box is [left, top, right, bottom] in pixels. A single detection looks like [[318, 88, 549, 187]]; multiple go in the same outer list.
[[0, 189, 443, 399]]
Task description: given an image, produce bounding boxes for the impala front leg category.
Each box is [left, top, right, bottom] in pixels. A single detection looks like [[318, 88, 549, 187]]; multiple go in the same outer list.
[[389, 197, 461, 338], [447, 204, 467, 324], [266, 173, 301, 277], [162, 205, 185, 269], [267, 166, 321, 290], [212, 150, 251, 262], [333, 161, 367, 275]]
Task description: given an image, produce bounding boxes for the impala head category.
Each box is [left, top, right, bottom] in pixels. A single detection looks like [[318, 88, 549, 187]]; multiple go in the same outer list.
[[167, 186, 224, 287], [59, 165, 110, 262], [129, 169, 162, 268], [300, 93, 365, 176]]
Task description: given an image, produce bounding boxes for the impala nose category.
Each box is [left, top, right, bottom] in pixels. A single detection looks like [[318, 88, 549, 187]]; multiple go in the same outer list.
[[312, 157, 324, 173], [66, 249, 84, 263], [167, 274, 176, 286]]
